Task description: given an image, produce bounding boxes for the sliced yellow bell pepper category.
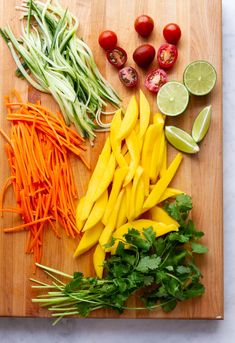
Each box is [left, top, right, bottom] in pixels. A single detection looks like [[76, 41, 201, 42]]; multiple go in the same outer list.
[[118, 96, 138, 140], [110, 109, 128, 168], [102, 167, 128, 225], [110, 219, 178, 254], [82, 190, 108, 231], [99, 189, 125, 247], [153, 112, 165, 125], [93, 153, 116, 203], [125, 181, 132, 221], [73, 222, 104, 257], [129, 166, 144, 220], [139, 90, 150, 139], [76, 196, 86, 231], [81, 138, 111, 221], [93, 244, 105, 279], [116, 189, 127, 229], [124, 130, 140, 186], [149, 206, 180, 227], [144, 153, 183, 210]]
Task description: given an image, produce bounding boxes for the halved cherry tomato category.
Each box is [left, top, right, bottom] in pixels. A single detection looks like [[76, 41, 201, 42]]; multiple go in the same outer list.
[[98, 30, 117, 50], [106, 47, 127, 69], [157, 44, 178, 69], [144, 68, 167, 93], [163, 23, 181, 44], [134, 15, 154, 37], [133, 44, 156, 68], [119, 66, 138, 88]]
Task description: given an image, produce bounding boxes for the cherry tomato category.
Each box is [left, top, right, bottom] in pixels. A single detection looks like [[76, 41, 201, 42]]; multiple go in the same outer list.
[[98, 30, 117, 50], [157, 44, 178, 69], [106, 47, 127, 69], [119, 66, 138, 88], [145, 69, 167, 93], [133, 44, 156, 68], [163, 23, 181, 44], [134, 15, 154, 37]]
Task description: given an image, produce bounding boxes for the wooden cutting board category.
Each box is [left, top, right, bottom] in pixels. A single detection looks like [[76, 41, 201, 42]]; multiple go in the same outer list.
[[0, 0, 223, 319]]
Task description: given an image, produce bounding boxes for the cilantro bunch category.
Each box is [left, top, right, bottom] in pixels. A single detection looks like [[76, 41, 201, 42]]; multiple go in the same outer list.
[[31, 194, 208, 324]]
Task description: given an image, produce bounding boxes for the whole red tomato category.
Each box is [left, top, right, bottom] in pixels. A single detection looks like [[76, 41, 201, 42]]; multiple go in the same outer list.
[[133, 44, 156, 68], [134, 15, 154, 37], [163, 23, 181, 44], [98, 30, 117, 50]]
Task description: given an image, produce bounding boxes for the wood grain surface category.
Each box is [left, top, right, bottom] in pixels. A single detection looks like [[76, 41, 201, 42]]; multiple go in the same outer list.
[[0, 0, 223, 319]]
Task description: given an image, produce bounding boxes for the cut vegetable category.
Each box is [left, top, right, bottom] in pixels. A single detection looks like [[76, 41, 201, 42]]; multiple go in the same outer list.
[[118, 96, 138, 140], [93, 244, 105, 279], [82, 191, 108, 231], [74, 222, 104, 257]]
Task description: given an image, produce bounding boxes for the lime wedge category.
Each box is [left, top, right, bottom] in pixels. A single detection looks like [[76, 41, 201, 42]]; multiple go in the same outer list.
[[157, 81, 189, 116], [183, 60, 217, 96], [165, 126, 199, 154], [192, 105, 212, 143]]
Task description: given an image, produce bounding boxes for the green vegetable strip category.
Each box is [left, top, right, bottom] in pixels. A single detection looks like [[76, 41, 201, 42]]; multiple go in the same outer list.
[[31, 195, 208, 324], [0, 0, 121, 140]]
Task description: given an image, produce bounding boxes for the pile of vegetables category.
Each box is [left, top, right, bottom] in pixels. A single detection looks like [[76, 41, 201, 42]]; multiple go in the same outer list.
[[31, 194, 208, 324], [0, 0, 120, 140], [0, 92, 88, 264], [74, 91, 184, 278]]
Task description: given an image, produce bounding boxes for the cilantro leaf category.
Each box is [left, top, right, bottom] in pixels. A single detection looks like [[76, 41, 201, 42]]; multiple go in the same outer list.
[[191, 242, 208, 254], [136, 255, 161, 273], [143, 227, 156, 244]]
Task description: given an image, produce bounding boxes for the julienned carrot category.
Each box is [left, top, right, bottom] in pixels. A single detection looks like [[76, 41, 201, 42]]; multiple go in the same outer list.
[[0, 93, 90, 265]]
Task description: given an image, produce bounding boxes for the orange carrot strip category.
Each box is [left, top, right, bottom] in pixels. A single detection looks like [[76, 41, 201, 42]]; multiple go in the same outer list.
[[4, 216, 52, 232]]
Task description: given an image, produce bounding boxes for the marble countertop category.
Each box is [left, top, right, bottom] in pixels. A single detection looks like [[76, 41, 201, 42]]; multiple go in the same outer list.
[[0, 0, 234, 341]]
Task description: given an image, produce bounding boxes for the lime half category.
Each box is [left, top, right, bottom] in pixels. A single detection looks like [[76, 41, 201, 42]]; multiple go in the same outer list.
[[183, 60, 217, 96], [192, 105, 212, 143], [165, 126, 199, 154], [157, 81, 189, 116]]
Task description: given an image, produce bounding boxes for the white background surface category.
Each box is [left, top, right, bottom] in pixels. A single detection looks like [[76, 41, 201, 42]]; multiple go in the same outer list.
[[0, 0, 234, 341]]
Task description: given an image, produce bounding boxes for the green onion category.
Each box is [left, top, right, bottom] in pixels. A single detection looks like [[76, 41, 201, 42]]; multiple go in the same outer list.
[[0, 0, 121, 141]]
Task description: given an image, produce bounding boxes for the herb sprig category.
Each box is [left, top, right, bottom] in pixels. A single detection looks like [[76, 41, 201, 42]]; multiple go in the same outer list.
[[31, 194, 208, 324]]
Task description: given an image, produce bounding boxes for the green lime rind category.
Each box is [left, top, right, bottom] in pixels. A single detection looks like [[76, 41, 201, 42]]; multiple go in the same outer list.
[[165, 125, 200, 154], [192, 105, 212, 143], [157, 81, 189, 116], [183, 60, 217, 96]]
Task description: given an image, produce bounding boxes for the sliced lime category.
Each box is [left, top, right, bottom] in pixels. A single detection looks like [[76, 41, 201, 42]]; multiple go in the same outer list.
[[165, 126, 199, 154], [157, 81, 189, 116], [183, 60, 217, 96], [192, 105, 212, 143]]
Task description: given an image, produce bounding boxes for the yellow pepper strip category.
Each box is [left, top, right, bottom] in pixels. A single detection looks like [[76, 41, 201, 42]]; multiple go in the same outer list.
[[159, 138, 167, 178], [149, 206, 180, 227], [110, 109, 128, 168], [93, 244, 106, 279], [92, 153, 116, 203], [99, 189, 125, 247], [102, 167, 128, 225], [110, 219, 178, 254], [81, 138, 111, 221], [129, 166, 144, 220], [149, 132, 165, 184], [76, 196, 86, 231], [139, 90, 150, 139], [116, 189, 127, 229], [141, 124, 160, 195], [143, 153, 183, 210], [73, 222, 104, 257], [153, 112, 165, 125], [82, 190, 108, 231], [124, 130, 140, 186], [118, 95, 138, 141], [157, 187, 184, 203]]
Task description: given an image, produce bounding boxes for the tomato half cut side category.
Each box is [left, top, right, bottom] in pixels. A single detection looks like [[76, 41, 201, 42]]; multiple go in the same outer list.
[[119, 66, 138, 88], [157, 44, 178, 69], [106, 47, 127, 69], [145, 68, 168, 93]]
